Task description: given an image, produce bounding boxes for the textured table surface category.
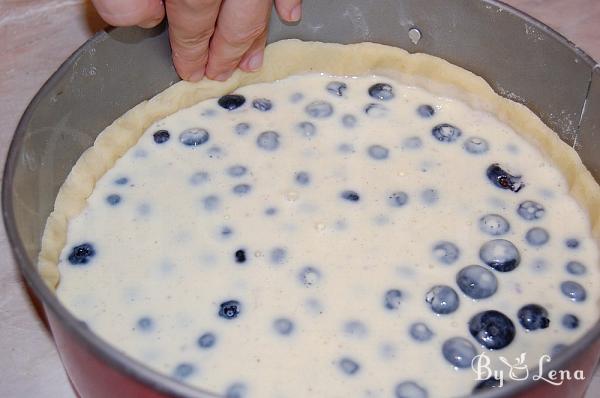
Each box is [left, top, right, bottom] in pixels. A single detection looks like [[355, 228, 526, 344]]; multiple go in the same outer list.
[[1, 1, 599, 397]]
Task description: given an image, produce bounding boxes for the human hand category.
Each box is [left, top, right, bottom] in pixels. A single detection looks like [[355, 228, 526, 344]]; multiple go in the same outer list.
[[91, 0, 302, 81]]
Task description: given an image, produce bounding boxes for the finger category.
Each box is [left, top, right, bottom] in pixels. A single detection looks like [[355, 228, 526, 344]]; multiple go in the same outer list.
[[274, 0, 302, 22], [205, 0, 272, 81], [92, 0, 165, 28], [238, 29, 267, 73], [166, 0, 223, 82]]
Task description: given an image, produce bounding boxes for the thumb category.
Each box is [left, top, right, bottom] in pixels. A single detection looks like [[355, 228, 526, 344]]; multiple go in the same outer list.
[[92, 0, 165, 28]]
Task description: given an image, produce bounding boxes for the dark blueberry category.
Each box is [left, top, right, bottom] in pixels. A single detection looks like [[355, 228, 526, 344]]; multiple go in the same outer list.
[[368, 83, 394, 101], [517, 200, 545, 220], [340, 190, 360, 202], [344, 320, 368, 338], [67, 243, 96, 265], [479, 239, 521, 272], [565, 261, 586, 275], [409, 322, 434, 342], [342, 114, 357, 128], [388, 191, 409, 207], [273, 318, 294, 335], [326, 81, 347, 96], [305, 101, 333, 118], [189, 171, 210, 185], [296, 121, 317, 138], [173, 363, 195, 379], [106, 194, 121, 206], [227, 165, 247, 177], [295, 171, 310, 186], [384, 289, 404, 310], [114, 177, 129, 185], [367, 144, 389, 160], [456, 265, 498, 299], [417, 104, 435, 118], [469, 310, 516, 350], [487, 164, 524, 192], [218, 300, 241, 319], [464, 137, 489, 154], [442, 337, 478, 368], [218, 94, 246, 110], [234, 249, 247, 264], [256, 131, 280, 151], [234, 122, 251, 135], [298, 266, 321, 287], [402, 136, 423, 150], [225, 383, 247, 398], [565, 238, 580, 249], [338, 357, 360, 375], [478, 214, 510, 236], [561, 314, 579, 330], [364, 103, 388, 118], [179, 128, 210, 146], [432, 241, 460, 265], [525, 227, 549, 246], [197, 332, 217, 348], [270, 247, 287, 265], [420, 188, 439, 205], [232, 183, 252, 195], [252, 98, 272, 111], [431, 123, 462, 143], [517, 304, 550, 331], [560, 281, 586, 302], [202, 195, 220, 211], [473, 377, 502, 392], [394, 381, 428, 398], [152, 129, 170, 144], [136, 316, 153, 331], [425, 285, 459, 314]]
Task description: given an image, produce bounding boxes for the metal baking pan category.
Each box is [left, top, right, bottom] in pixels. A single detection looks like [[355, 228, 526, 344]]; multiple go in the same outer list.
[[3, 0, 599, 397]]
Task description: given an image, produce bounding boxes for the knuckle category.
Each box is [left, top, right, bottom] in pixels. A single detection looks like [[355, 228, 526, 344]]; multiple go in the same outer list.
[[222, 22, 267, 47]]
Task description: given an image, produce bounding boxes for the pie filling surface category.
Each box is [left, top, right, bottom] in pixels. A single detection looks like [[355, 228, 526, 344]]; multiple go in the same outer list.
[[57, 73, 599, 397]]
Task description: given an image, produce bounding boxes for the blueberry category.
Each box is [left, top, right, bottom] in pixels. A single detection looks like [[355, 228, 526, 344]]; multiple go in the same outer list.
[[207, 146, 224, 158], [442, 337, 478, 368], [256, 131, 280, 151], [565, 238, 580, 249], [565, 261, 586, 275], [173, 363, 195, 379], [295, 171, 310, 186], [326, 81, 347, 96], [227, 165, 247, 177], [394, 381, 428, 398], [525, 227, 549, 246], [472, 377, 502, 392], [388, 191, 409, 207], [469, 310, 515, 350], [479, 239, 521, 272], [234, 122, 251, 135], [417, 104, 435, 118], [202, 195, 220, 211], [252, 98, 272, 111], [367, 145, 389, 160], [464, 137, 489, 154], [517, 200, 545, 220], [232, 183, 252, 195], [67, 243, 96, 265], [234, 249, 246, 264], [431, 123, 462, 143], [270, 247, 287, 264], [402, 136, 423, 150], [265, 207, 278, 216], [368, 83, 394, 100], [340, 190, 360, 202], [152, 129, 170, 144], [220, 226, 233, 238], [478, 214, 510, 236], [218, 300, 241, 319], [409, 322, 434, 342], [136, 316, 153, 331], [189, 171, 210, 185], [432, 241, 460, 265], [106, 194, 121, 206], [344, 320, 368, 338], [487, 164, 524, 192], [517, 304, 550, 331], [225, 383, 247, 398], [290, 92, 304, 103], [456, 265, 498, 299], [342, 114, 357, 128], [114, 177, 129, 185], [197, 332, 217, 348], [425, 285, 459, 314], [296, 121, 317, 138], [298, 266, 321, 287], [384, 289, 404, 310], [273, 318, 294, 335], [420, 188, 439, 205], [364, 103, 388, 118], [560, 281, 586, 302], [179, 128, 210, 146], [305, 101, 333, 118], [561, 314, 579, 330], [218, 94, 245, 110], [338, 357, 360, 375]]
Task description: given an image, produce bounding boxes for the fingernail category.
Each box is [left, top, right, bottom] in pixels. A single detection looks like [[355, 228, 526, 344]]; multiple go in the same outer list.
[[290, 5, 302, 21], [247, 51, 264, 71], [214, 71, 232, 81], [189, 68, 205, 82]]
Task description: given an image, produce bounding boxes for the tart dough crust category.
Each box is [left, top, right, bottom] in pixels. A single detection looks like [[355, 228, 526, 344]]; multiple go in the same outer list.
[[38, 39, 600, 289]]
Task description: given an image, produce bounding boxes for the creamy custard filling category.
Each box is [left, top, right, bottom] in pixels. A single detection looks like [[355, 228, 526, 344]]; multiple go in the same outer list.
[[57, 73, 599, 398]]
